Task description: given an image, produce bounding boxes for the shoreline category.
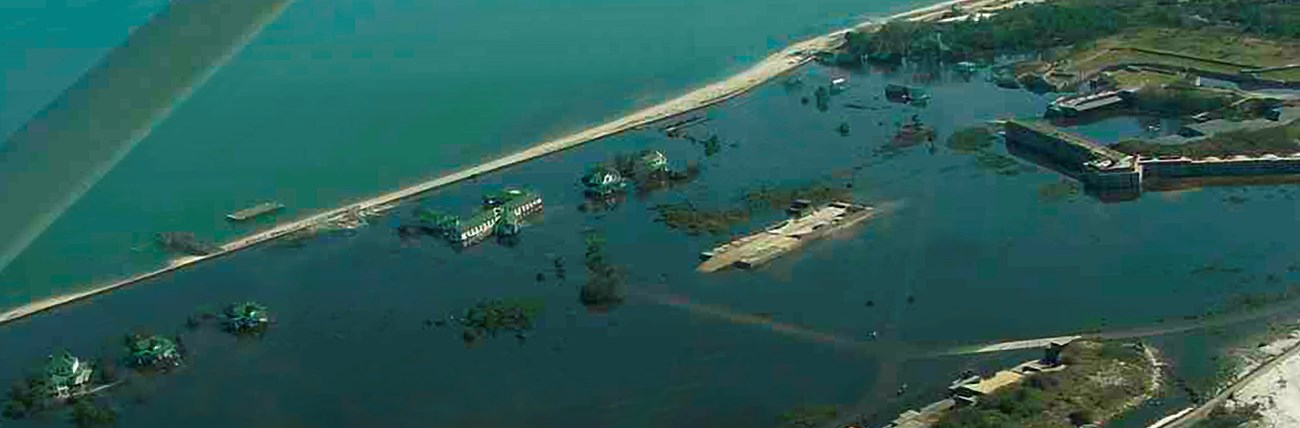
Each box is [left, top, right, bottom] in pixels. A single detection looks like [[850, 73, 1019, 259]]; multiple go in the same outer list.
[[0, 0, 1018, 327]]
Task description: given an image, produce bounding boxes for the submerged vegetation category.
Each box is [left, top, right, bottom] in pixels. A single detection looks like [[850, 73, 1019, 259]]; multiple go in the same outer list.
[[777, 404, 840, 428], [654, 182, 853, 235], [973, 151, 1028, 176], [580, 231, 625, 312], [936, 341, 1157, 428], [1037, 180, 1082, 203], [652, 202, 750, 235], [155, 232, 218, 256], [457, 298, 544, 344], [69, 399, 116, 428], [742, 183, 852, 212], [947, 126, 995, 153]]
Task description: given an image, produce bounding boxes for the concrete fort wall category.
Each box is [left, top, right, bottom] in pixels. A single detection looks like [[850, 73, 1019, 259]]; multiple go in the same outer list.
[[1141, 155, 1300, 178], [1082, 167, 1142, 189], [1004, 120, 1100, 166]]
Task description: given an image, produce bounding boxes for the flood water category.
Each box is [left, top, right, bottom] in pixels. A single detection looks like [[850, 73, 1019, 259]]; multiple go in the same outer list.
[[0, 0, 938, 310], [3, 63, 1300, 426]]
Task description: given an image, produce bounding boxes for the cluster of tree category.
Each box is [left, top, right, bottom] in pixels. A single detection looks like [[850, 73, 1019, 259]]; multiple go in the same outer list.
[[838, 0, 1300, 63], [458, 298, 544, 343], [579, 231, 625, 311]]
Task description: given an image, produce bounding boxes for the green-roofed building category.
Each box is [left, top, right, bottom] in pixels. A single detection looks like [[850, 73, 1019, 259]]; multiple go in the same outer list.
[[222, 302, 271, 334], [44, 351, 93, 399], [124, 334, 182, 369], [581, 165, 627, 196], [445, 188, 543, 246]]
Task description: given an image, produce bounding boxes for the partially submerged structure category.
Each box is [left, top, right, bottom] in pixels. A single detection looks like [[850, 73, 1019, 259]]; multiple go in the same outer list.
[[1004, 119, 1300, 198], [124, 334, 182, 369], [43, 352, 94, 399], [885, 84, 929, 104], [1046, 88, 1137, 117], [222, 302, 271, 334], [698, 200, 874, 272], [418, 188, 544, 247], [580, 165, 627, 197]]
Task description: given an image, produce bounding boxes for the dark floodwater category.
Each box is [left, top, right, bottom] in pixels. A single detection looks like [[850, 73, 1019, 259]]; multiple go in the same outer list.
[[4, 64, 1300, 427]]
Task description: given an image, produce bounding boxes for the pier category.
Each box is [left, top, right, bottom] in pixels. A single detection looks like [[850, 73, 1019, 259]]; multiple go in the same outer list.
[[698, 201, 874, 273]]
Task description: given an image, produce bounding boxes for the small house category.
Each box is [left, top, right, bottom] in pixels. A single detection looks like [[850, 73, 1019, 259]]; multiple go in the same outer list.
[[44, 352, 93, 399]]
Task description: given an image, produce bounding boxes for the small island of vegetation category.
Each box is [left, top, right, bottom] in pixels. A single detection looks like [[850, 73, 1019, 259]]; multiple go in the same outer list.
[[935, 340, 1158, 428]]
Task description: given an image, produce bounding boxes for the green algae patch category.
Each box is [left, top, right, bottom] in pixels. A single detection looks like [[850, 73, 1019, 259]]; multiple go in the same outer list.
[[579, 230, 625, 312], [654, 181, 854, 236], [974, 151, 1026, 176], [1037, 180, 1081, 203], [742, 183, 853, 211], [458, 298, 544, 344], [652, 202, 750, 236], [778, 404, 840, 428], [947, 126, 995, 153]]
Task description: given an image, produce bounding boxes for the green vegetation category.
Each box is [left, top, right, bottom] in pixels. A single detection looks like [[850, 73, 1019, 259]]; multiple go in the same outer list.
[[936, 341, 1157, 428], [654, 182, 852, 235], [3, 375, 50, 419], [458, 298, 545, 343], [777, 404, 840, 428], [580, 231, 625, 311], [947, 126, 996, 153], [943, 125, 1031, 176], [839, 0, 1300, 85], [1191, 403, 1263, 428], [1130, 86, 1234, 116], [1037, 180, 1082, 203], [69, 399, 115, 428], [155, 231, 217, 256], [652, 202, 750, 235], [742, 183, 852, 211], [974, 151, 1027, 176], [1114, 119, 1300, 158]]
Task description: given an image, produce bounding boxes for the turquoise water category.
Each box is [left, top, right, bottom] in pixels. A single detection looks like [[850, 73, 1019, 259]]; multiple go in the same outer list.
[[2, 64, 1297, 426], [1, 0, 936, 309]]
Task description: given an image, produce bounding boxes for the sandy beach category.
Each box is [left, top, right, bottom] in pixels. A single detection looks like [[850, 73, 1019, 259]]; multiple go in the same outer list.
[[0, 0, 1027, 326], [1225, 330, 1300, 427]]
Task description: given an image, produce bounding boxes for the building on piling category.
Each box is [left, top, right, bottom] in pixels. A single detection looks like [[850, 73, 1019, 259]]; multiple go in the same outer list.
[[444, 189, 543, 246]]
